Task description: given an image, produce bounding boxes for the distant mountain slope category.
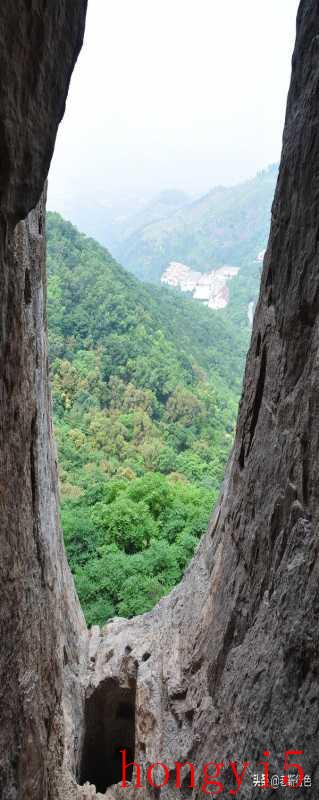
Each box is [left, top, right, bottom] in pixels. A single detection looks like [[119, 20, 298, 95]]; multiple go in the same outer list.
[[47, 212, 246, 394], [50, 189, 191, 256], [116, 189, 191, 241], [47, 212, 247, 624], [115, 166, 277, 283]]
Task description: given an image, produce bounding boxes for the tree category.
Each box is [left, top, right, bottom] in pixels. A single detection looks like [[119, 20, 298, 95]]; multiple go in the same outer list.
[[92, 497, 156, 554]]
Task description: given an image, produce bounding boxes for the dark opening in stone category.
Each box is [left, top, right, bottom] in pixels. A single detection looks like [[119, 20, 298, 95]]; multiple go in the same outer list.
[[142, 652, 151, 662], [24, 268, 32, 305], [80, 677, 136, 794]]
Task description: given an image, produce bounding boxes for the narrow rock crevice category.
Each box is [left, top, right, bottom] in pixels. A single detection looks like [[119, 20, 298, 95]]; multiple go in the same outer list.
[[2, 2, 319, 799], [247, 345, 267, 455]]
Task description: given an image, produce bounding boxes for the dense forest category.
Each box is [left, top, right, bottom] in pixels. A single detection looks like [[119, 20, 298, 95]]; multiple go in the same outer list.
[[47, 213, 247, 625]]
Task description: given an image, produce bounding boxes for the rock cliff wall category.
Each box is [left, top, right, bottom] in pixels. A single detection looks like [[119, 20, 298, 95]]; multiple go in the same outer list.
[[0, 4, 88, 799], [1, 1, 319, 800]]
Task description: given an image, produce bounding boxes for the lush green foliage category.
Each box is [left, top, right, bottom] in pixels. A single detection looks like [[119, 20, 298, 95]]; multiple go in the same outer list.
[[47, 212, 246, 625], [63, 474, 213, 624]]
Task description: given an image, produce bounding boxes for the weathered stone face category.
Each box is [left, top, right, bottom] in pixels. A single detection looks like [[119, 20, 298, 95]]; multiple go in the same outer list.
[[0, 4, 87, 799], [1, 1, 319, 799], [0, 2, 88, 221], [0, 191, 88, 800]]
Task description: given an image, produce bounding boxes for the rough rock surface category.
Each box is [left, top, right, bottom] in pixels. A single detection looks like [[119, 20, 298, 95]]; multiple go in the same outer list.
[[0, 4, 88, 800], [67, 2, 319, 797], [0, 2, 87, 220], [1, 1, 319, 800]]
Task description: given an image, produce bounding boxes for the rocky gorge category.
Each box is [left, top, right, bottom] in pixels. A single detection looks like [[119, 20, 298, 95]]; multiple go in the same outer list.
[[1, 2, 319, 799]]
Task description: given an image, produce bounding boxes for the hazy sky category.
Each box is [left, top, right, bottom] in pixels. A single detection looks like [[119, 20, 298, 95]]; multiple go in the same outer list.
[[48, 0, 300, 212]]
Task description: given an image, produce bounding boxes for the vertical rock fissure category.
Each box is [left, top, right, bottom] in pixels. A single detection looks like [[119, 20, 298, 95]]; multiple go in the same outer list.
[[247, 344, 267, 455], [3, 2, 319, 798]]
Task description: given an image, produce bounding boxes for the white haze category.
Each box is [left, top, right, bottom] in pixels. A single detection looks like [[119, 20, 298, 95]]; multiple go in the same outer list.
[[48, 0, 300, 214]]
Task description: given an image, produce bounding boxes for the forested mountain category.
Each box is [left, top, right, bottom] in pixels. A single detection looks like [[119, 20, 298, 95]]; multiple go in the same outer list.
[[51, 188, 191, 257], [113, 189, 191, 241], [115, 166, 277, 280], [111, 165, 278, 328], [52, 168, 277, 331], [47, 212, 247, 625]]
